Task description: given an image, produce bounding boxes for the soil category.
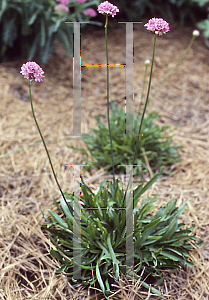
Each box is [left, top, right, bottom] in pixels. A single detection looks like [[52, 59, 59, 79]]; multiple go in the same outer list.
[[0, 19, 209, 299]]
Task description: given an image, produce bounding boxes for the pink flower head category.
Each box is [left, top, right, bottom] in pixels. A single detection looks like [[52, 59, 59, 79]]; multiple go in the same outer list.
[[55, 3, 69, 13], [83, 8, 97, 17], [144, 18, 170, 36], [76, 0, 87, 2], [97, 1, 119, 18], [56, 0, 70, 4], [20, 62, 44, 82]]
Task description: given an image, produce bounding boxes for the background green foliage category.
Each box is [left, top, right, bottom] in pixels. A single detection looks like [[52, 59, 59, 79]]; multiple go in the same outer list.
[[1, 0, 208, 64], [108, 0, 209, 39], [111, 0, 207, 25], [191, 0, 209, 38], [41, 173, 201, 298], [0, 0, 101, 64], [68, 102, 181, 178]]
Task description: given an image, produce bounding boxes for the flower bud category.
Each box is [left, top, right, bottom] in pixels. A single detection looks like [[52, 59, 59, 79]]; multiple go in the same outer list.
[[144, 59, 150, 66], [193, 30, 200, 37]]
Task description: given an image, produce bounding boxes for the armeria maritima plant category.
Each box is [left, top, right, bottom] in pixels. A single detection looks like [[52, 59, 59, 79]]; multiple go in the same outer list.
[[21, 2, 202, 299]]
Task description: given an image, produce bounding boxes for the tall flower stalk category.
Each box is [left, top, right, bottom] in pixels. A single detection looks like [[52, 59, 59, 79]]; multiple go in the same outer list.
[[137, 59, 150, 117], [105, 15, 115, 186], [133, 35, 157, 166], [98, 1, 119, 186], [20, 62, 67, 204], [122, 18, 170, 206]]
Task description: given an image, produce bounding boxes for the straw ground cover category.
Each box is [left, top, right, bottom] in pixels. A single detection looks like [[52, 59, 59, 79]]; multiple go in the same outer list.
[[0, 21, 209, 299]]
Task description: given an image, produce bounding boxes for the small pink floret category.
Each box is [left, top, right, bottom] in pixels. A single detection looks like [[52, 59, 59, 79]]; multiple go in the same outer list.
[[20, 62, 44, 82], [97, 1, 119, 18], [55, 3, 69, 13], [83, 8, 97, 17], [144, 18, 170, 36]]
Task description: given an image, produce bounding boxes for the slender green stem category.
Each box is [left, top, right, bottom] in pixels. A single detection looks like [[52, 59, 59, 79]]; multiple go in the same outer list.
[[28, 80, 67, 204], [105, 15, 115, 187], [122, 34, 157, 207], [133, 35, 156, 165], [149, 35, 196, 104], [137, 63, 149, 118]]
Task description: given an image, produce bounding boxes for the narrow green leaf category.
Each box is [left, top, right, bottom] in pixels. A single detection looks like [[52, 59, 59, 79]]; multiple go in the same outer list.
[[40, 18, 46, 47], [96, 259, 105, 293], [41, 207, 48, 222], [134, 170, 163, 205], [50, 249, 63, 261], [140, 281, 162, 295], [158, 218, 178, 241], [160, 250, 181, 261], [56, 264, 67, 273], [166, 247, 189, 258], [47, 209, 68, 229], [184, 259, 195, 268], [138, 217, 162, 246], [60, 196, 73, 219], [28, 7, 42, 25]]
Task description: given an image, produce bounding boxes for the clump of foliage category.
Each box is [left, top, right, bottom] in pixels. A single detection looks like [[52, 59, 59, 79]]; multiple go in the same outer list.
[[68, 102, 181, 178], [0, 0, 101, 64], [41, 173, 201, 298]]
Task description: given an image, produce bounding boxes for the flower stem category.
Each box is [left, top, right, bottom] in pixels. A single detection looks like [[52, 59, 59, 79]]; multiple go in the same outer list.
[[28, 80, 67, 204], [133, 35, 156, 165], [149, 35, 196, 104], [122, 34, 157, 207], [105, 15, 115, 187], [137, 63, 149, 118]]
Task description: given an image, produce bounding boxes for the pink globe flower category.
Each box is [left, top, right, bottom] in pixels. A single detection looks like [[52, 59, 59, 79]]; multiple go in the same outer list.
[[144, 18, 170, 36], [20, 62, 44, 82], [56, 0, 70, 4], [55, 3, 69, 13], [83, 8, 97, 17], [97, 1, 119, 18], [75, 0, 87, 2]]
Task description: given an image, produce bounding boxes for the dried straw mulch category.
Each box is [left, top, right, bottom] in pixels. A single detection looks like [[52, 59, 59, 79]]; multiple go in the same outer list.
[[0, 20, 209, 299]]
